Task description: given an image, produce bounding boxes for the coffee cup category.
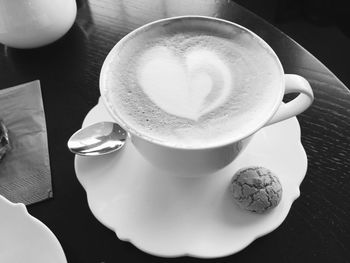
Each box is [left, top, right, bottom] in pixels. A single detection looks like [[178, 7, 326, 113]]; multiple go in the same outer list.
[[100, 16, 314, 176]]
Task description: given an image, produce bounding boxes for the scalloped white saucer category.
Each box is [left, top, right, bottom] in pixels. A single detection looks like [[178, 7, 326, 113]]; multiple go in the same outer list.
[[0, 195, 67, 263], [75, 99, 307, 258]]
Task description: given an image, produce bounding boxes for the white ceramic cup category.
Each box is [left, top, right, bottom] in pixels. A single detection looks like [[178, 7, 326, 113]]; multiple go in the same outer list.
[[100, 16, 314, 176]]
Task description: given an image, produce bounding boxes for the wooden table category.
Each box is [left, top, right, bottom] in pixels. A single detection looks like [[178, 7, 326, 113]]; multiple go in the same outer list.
[[1, 0, 349, 262]]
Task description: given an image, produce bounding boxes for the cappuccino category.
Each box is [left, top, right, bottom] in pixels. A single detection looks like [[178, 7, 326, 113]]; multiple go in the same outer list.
[[101, 18, 283, 148]]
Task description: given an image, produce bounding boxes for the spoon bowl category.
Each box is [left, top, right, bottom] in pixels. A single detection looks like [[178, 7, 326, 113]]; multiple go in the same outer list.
[[68, 122, 128, 156]]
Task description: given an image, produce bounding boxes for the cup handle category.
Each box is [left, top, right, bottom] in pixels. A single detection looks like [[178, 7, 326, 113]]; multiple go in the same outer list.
[[265, 74, 314, 126]]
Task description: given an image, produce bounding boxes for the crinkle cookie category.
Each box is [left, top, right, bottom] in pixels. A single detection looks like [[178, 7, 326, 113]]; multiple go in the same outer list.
[[230, 166, 282, 213]]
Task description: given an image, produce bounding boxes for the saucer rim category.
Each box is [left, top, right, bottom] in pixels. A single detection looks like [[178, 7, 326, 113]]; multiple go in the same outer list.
[[0, 195, 67, 263]]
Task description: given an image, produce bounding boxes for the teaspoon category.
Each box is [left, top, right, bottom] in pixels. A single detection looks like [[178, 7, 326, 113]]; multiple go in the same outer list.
[[67, 122, 128, 156]]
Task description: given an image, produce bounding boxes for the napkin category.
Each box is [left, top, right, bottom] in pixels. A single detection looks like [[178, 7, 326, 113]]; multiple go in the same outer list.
[[0, 80, 52, 205]]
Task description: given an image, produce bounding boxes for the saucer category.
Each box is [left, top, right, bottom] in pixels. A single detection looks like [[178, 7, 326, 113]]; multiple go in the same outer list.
[[0, 195, 67, 263], [75, 99, 307, 258]]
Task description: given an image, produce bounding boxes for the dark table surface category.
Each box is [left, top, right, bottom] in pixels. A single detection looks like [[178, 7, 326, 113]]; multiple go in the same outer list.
[[1, 0, 349, 262]]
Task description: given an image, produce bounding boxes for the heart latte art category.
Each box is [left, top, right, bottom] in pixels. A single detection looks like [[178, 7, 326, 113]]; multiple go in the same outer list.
[[102, 28, 282, 148], [138, 47, 232, 120]]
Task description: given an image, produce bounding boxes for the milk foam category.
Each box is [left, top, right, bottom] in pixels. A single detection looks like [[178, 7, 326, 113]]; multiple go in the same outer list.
[[102, 27, 282, 148], [137, 46, 232, 120]]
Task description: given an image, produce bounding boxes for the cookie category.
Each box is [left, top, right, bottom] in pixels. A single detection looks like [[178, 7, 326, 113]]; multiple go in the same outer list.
[[230, 166, 282, 213]]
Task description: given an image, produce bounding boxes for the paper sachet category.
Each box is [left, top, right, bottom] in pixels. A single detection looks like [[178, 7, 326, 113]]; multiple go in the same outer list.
[[0, 119, 10, 161], [0, 80, 53, 205]]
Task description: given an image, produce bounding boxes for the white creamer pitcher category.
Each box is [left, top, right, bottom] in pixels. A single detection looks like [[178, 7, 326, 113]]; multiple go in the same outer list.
[[0, 0, 77, 48]]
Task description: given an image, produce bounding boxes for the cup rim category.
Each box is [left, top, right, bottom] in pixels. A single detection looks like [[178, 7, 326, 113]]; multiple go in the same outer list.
[[100, 15, 285, 150]]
